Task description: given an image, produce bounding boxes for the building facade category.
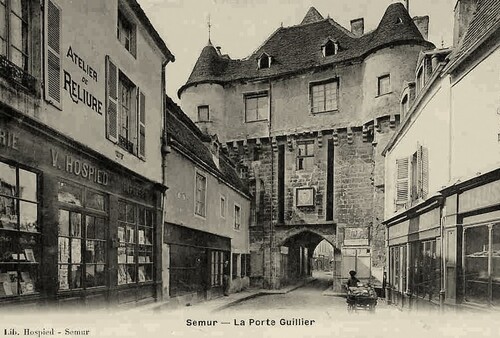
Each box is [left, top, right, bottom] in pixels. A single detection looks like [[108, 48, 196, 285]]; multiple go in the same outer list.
[[179, 3, 434, 289], [163, 96, 251, 304], [0, 0, 174, 307], [383, 0, 499, 310]]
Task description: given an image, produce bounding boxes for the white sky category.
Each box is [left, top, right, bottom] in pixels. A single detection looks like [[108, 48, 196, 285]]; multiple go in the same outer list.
[[138, 0, 456, 101]]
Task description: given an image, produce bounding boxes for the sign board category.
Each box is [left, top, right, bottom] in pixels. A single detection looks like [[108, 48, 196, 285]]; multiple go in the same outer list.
[[344, 227, 369, 246]]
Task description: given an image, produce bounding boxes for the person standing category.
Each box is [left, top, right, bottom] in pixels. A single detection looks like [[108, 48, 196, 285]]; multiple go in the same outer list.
[[223, 260, 230, 296]]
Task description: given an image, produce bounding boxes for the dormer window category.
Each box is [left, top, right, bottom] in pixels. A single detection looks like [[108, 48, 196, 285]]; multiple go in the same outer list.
[[322, 40, 338, 57], [258, 53, 271, 69], [396, 17, 403, 24]]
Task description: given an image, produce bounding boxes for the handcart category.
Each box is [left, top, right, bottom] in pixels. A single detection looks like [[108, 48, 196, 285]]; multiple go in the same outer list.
[[346, 284, 378, 313]]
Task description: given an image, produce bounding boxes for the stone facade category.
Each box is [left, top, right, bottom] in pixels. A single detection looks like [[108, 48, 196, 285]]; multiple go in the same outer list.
[[179, 3, 434, 288]]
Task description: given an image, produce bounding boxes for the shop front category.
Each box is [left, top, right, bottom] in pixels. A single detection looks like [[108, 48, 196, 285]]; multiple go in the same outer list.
[[165, 223, 230, 301], [385, 197, 442, 310], [442, 170, 500, 310], [0, 109, 164, 307]]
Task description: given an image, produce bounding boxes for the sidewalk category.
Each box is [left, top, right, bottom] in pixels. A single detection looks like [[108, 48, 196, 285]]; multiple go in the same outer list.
[[128, 277, 316, 314]]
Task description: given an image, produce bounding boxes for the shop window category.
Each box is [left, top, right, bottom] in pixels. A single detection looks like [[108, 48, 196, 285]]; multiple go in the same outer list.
[[409, 239, 440, 300], [245, 92, 268, 122], [105, 57, 146, 159], [195, 172, 206, 217], [197, 105, 210, 122], [169, 244, 205, 297], [0, 161, 40, 298], [395, 144, 429, 210], [310, 79, 338, 113], [117, 10, 136, 57], [377, 74, 391, 96], [234, 204, 241, 230], [464, 223, 500, 306], [297, 140, 314, 171], [57, 181, 108, 291], [117, 202, 154, 285], [389, 245, 407, 293], [210, 250, 224, 287]]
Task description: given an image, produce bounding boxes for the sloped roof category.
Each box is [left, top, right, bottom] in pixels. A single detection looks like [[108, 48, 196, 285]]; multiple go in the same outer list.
[[165, 96, 250, 196], [301, 7, 324, 25], [445, 0, 500, 71], [179, 2, 433, 97]]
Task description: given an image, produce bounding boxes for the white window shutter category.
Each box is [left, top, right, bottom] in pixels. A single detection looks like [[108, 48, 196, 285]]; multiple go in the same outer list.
[[421, 146, 429, 198], [138, 90, 146, 159], [395, 157, 410, 206], [105, 55, 119, 143], [44, 0, 62, 108]]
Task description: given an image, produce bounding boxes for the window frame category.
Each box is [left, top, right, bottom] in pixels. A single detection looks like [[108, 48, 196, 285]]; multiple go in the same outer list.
[[296, 140, 315, 171], [0, 0, 30, 72], [233, 203, 241, 231], [244, 91, 269, 123], [117, 9, 136, 57], [0, 159, 41, 298], [118, 73, 136, 153], [197, 105, 210, 122], [57, 180, 109, 292], [377, 74, 391, 96], [322, 40, 338, 57], [194, 170, 207, 218], [309, 78, 339, 113], [220, 194, 226, 219]]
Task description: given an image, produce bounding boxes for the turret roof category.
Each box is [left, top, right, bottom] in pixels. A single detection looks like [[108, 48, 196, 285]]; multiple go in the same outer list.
[[179, 2, 433, 97]]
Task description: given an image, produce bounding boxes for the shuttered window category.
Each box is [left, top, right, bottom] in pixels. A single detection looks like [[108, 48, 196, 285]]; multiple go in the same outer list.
[[44, 0, 61, 108], [138, 91, 146, 159], [395, 157, 409, 206], [395, 145, 429, 210]]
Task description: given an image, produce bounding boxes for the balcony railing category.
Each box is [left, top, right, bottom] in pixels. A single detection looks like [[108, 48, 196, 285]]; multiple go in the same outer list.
[[0, 54, 36, 93]]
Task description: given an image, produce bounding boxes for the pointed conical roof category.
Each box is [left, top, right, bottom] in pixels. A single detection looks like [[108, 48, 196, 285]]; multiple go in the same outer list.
[[185, 41, 228, 85], [301, 7, 324, 25]]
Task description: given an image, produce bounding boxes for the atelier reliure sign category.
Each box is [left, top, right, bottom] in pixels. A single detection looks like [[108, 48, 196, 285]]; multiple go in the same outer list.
[[63, 46, 103, 114]]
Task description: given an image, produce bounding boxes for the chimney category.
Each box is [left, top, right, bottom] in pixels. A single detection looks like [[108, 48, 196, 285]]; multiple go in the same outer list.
[[350, 18, 364, 36], [453, 0, 477, 46], [413, 16, 429, 40]]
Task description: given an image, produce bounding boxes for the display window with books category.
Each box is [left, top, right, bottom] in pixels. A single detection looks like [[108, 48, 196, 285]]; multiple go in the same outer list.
[[117, 201, 153, 285], [0, 160, 40, 298], [57, 181, 108, 291]]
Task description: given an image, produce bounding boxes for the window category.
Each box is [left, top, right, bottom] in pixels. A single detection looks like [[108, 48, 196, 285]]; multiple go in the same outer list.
[[117, 201, 154, 285], [377, 74, 391, 96], [416, 66, 424, 94], [322, 40, 338, 57], [463, 222, 500, 306], [241, 254, 251, 277], [57, 181, 108, 290], [395, 145, 429, 209], [409, 239, 440, 301], [118, 74, 135, 153], [232, 253, 238, 279], [0, 0, 29, 71], [234, 204, 241, 230], [197, 105, 210, 122], [0, 161, 40, 298], [258, 53, 271, 69], [401, 94, 409, 118], [297, 140, 314, 170], [389, 245, 407, 293], [195, 172, 207, 217], [210, 250, 224, 287], [245, 92, 268, 122], [106, 57, 146, 158], [220, 195, 226, 218], [310, 80, 338, 113], [117, 10, 136, 56]]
